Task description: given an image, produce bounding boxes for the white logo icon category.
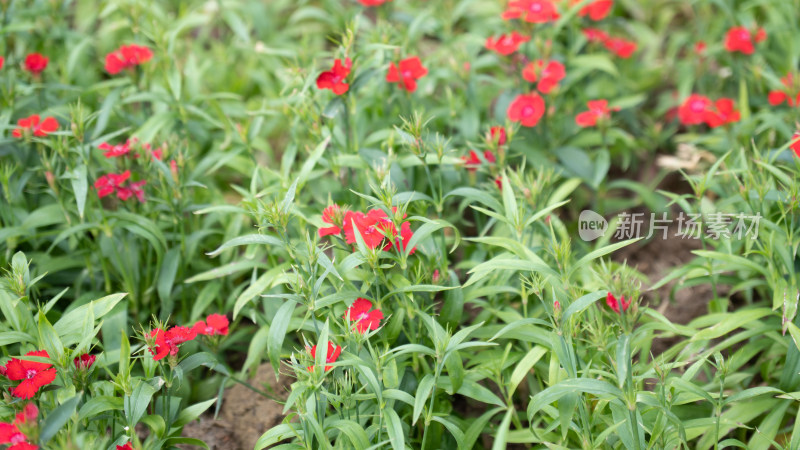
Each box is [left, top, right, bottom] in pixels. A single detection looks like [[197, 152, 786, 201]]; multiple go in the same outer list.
[[579, 210, 608, 241]]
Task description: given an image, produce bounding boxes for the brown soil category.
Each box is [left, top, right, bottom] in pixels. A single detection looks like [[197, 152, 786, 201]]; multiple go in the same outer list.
[[179, 364, 291, 450]]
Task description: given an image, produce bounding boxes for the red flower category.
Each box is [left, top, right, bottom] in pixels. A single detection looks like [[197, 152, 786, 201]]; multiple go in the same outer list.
[[317, 58, 352, 95], [462, 150, 496, 172], [575, 99, 615, 127], [105, 45, 153, 74], [148, 326, 197, 361], [343, 298, 384, 333], [117, 444, 134, 450], [677, 94, 712, 125], [3, 350, 57, 399], [358, 0, 390, 5], [503, 0, 560, 23], [0, 403, 38, 450], [485, 32, 530, 56], [73, 354, 96, 370], [94, 170, 131, 199], [522, 60, 565, 94], [790, 132, 800, 159], [308, 342, 342, 371], [23, 53, 48, 74], [603, 37, 637, 58], [507, 93, 545, 128], [606, 292, 631, 313], [489, 126, 507, 146], [703, 98, 740, 128], [694, 41, 707, 55], [386, 57, 427, 92], [0, 56, 4, 70], [115, 180, 147, 202], [193, 313, 229, 336], [576, 0, 613, 21], [755, 27, 767, 43], [582, 28, 609, 42], [343, 208, 416, 254], [724, 26, 758, 55], [768, 73, 800, 107], [12, 115, 58, 138], [319, 204, 343, 237], [98, 141, 133, 158]]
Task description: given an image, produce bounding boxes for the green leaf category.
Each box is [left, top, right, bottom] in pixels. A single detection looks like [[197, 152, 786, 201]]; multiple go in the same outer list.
[[492, 409, 514, 450], [384, 407, 405, 450], [78, 396, 123, 421], [158, 247, 181, 306], [413, 374, 435, 425], [38, 312, 64, 361], [268, 301, 296, 377], [124, 380, 158, 428], [207, 234, 284, 257], [562, 290, 607, 322], [70, 165, 88, 220], [39, 393, 81, 445], [173, 397, 217, 427]]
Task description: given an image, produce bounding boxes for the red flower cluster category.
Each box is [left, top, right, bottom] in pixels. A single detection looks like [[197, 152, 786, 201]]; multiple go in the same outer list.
[[73, 354, 96, 370], [489, 126, 507, 146], [308, 342, 342, 372], [582, 29, 636, 58], [192, 313, 229, 336], [574, 0, 613, 21], [98, 138, 164, 160], [105, 44, 153, 74], [0, 404, 39, 450], [485, 32, 530, 56], [462, 150, 496, 172], [1, 350, 56, 399], [575, 99, 616, 127], [343, 298, 384, 333], [11, 115, 58, 138], [503, 0, 560, 23], [522, 59, 565, 94], [768, 73, 800, 107], [319, 205, 416, 254], [94, 170, 147, 202], [678, 95, 740, 128], [23, 53, 48, 75], [386, 57, 428, 92], [724, 26, 766, 55], [606, 292, 630, 313], [507, 93, 546, 127], [316, 58, 352, 95]]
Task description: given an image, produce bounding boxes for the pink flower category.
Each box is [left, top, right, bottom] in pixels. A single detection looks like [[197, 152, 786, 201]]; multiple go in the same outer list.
[[507, 93, 546, 127], [98, 141, 133, 158], [343, 298, 384, 333]]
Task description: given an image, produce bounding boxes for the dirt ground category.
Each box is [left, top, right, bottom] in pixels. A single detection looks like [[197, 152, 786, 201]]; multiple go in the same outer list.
[[180, 364, 290, 450]]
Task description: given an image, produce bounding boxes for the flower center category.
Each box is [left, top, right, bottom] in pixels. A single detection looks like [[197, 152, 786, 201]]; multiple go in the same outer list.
[[690, 101, 705, 112], [402, 70, 412, 78], [10, 433, 25, 444], [357, 312, 370, 321], [522, 106, 534, 117], [530, 2, 542, 12], [26, 369, 37, 379]]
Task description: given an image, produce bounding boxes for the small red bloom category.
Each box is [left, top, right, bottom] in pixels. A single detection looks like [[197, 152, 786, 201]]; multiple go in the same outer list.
[[99, 141, 133, 158], [606, 292, 631, 313], [703, 98, 740, 128], [105, 44, 153, 74], [677, 94, 712, 125], [24, 53, 48, 75], [789, 132, 800, 159], [724, 26, 757, 55], [503, 0, 560, 23], [768, 73, 800, 107], [575, 99, 614, 127], [316, 58, 352, 95], [12, 115, 58, 138], [115, 180, 146, 203], [344, 298, 384, 333], [358, 0, 390, 5], [507, 93, 546, 128], [755, 27, 767, 43], [386, 57, 427, 92], [193, 313, 230, 336], [489, 126, 507, 146], [575, 0, 613, 21], [0, 56, 4, 70], [3, 350, 57, 399], [319, 204, 343, 237], [694, 41, 707, 55], [308, 342, 342, 371], [462, 150, 496, 172], [94, 170, 132, 199], [117, 444, 134, 450], [485, 32, 530, 56], [343, 208, 415, 255], [73, 354, 96, 370], [603, 37, 637, 58], [582, 28, 609, 43], [522, 60, 565, 94]]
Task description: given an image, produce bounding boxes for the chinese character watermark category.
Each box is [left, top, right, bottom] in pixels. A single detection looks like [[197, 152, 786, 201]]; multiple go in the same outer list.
[[578, 210, 761, 242]]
